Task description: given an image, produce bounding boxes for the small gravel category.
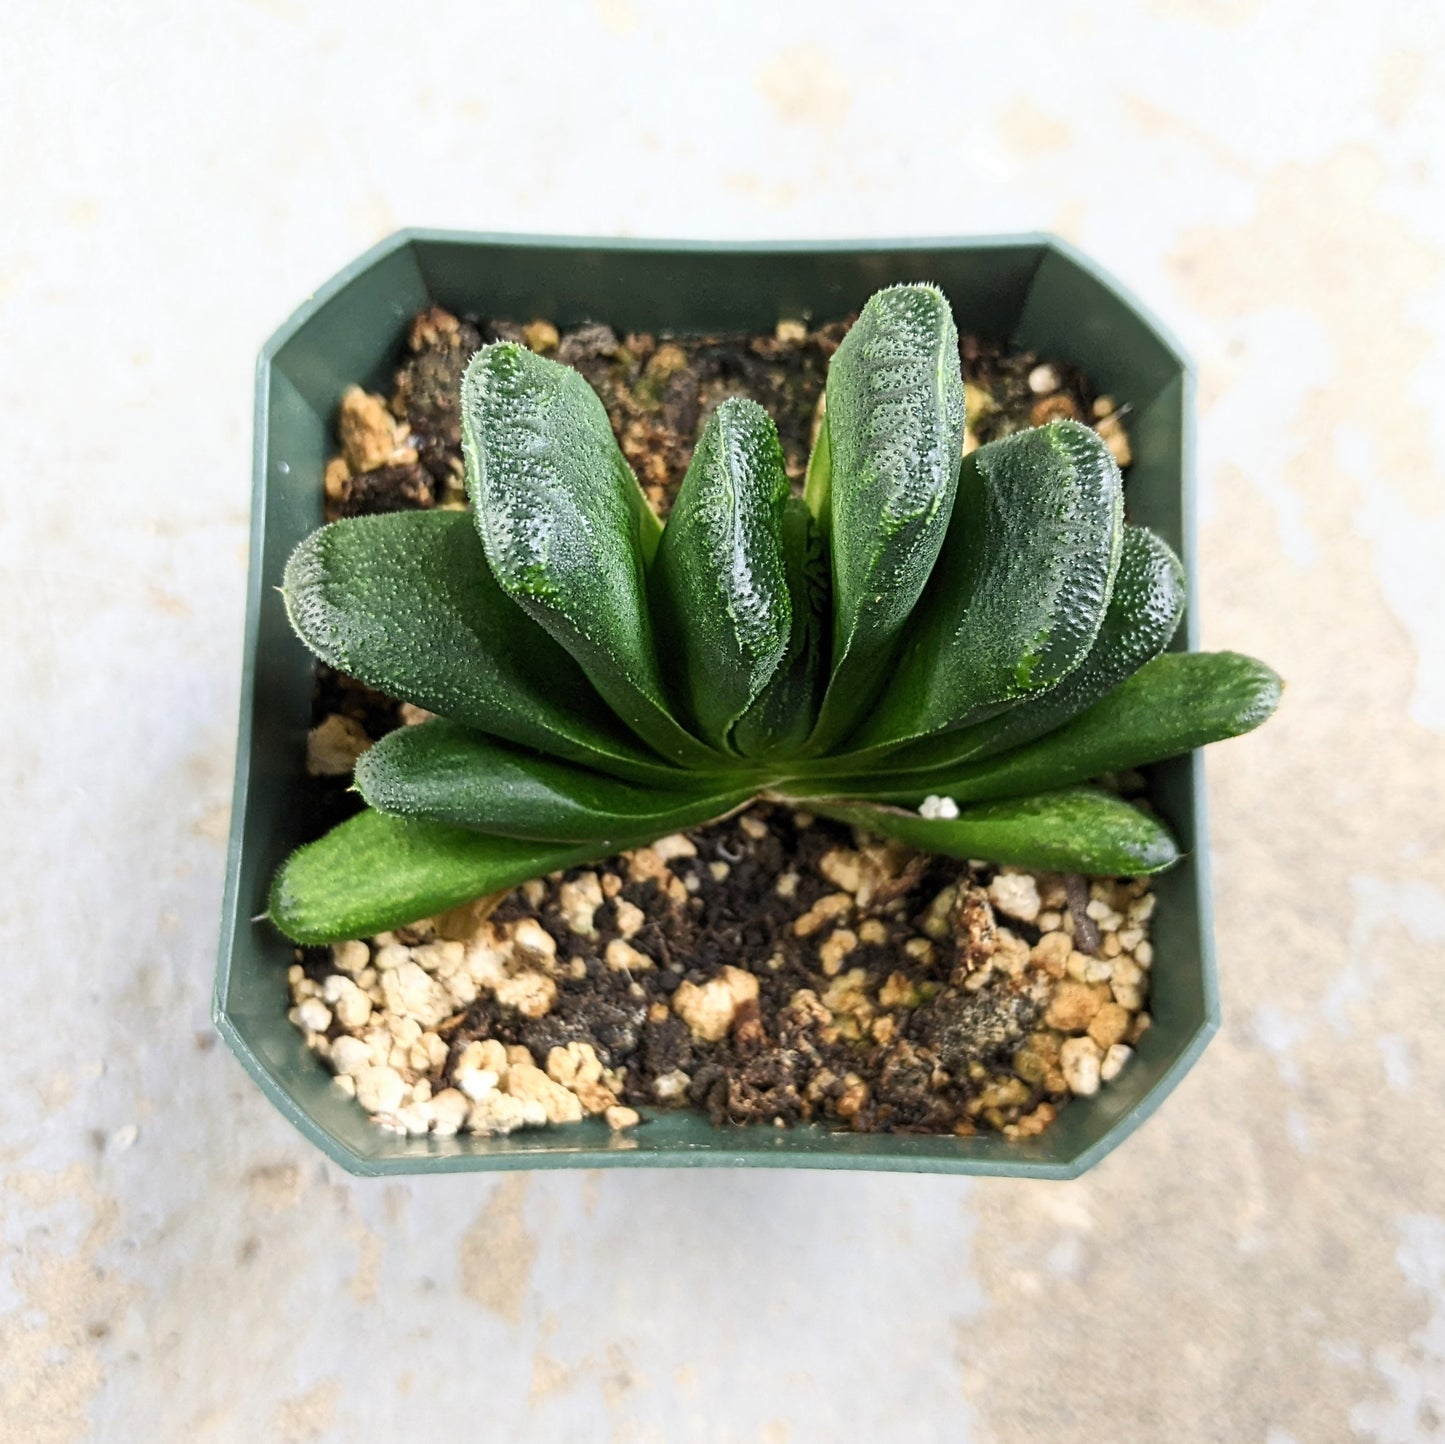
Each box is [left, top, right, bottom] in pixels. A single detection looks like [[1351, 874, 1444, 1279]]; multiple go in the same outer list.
[[286, 804, 1156, 1140]]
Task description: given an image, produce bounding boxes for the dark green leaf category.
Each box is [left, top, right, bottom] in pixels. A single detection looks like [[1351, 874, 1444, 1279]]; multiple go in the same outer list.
[[730, 498, 831, 759], [650, 398, 793, 749], [268, 808, 615, 945], [826, 651, 1281, 804], [281, 511, 678, 784], [848, 420, 1124, 749], [356, 719, 754, 842], [804, 790, 1180, 877], [806, 283, 966, 749], [855, 525, 1183, 775], [461, 343, 715, 767]]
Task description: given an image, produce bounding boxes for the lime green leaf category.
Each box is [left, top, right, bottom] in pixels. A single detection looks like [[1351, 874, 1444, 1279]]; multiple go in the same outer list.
[[650, 398, 793, 749], [356, 719, 753, 842], [807, 284, 965, 749], [849, 420, 1124, 750], [730, 498, 831, 759], [268, 809, 615, 945], [281, 511, 678, 784], [461, 343, 715, 767], [802, 405, 832, 529], [832, 651, 1281, 804], [806, 790, 1180, 876]]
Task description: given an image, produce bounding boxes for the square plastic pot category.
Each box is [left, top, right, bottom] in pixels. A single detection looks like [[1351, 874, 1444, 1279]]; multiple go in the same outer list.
[[215, 230, 1212, 1178]]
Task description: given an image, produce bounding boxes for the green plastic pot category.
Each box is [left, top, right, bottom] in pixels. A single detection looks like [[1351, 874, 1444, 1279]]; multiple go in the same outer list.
[[215, 230, 1212, 1178]]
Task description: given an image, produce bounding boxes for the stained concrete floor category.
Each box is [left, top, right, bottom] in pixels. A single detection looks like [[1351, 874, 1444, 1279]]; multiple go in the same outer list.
[[4, 3, 1445, 1440]]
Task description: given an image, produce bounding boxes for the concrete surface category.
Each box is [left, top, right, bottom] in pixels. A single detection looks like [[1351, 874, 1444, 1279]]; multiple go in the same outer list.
[[3, 2, 1444, 1440]]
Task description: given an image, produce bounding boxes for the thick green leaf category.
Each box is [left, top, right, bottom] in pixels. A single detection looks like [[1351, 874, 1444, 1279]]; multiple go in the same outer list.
[[268, 808, 617, 944], [282, 511, 679, 784], [356, 718, 755, 842], [804, 790, 1180, 877], [650, 398, 793, 750], [853, 525, 1184, 775], [848, 420, 1124, 750], [730, 498, 831, 759], [461, 343, 715, 767], [825, 651, 1281, 805], [806, 283, 965, 749]]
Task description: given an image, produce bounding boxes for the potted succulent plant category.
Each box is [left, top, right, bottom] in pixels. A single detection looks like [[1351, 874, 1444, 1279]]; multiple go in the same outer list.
[[216, 231, 1276, 1176]]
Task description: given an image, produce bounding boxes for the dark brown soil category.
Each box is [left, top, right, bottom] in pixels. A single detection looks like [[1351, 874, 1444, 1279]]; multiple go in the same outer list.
[[444, 803, 1058, 1134]]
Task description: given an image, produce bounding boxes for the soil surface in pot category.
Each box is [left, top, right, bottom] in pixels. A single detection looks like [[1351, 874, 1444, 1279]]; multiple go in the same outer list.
[[287, 306, 1155, 1142]]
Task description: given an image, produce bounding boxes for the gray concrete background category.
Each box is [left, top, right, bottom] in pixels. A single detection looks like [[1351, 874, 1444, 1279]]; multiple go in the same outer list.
[[4, 3, 1444, 1440]]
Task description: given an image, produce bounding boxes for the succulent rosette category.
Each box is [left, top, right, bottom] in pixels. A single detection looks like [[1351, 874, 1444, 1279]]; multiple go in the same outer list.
[[271, 285, 1278, 943]]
